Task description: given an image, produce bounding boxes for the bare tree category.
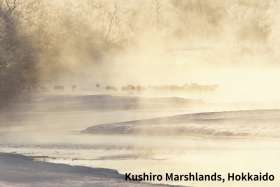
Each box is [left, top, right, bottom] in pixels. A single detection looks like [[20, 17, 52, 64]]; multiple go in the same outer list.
[[5, 0, 17, 12], [104, 3, 121, 42], [153, 0, 161, 28], [0, 0, 38, 108], [0, 0, 17, 15]]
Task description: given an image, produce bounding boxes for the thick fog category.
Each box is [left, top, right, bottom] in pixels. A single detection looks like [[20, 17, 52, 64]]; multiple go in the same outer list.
[[1, 0, 280, 105]]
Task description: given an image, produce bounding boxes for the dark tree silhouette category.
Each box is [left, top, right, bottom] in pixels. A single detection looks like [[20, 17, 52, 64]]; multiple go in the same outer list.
[[0, 0, 38, 108]]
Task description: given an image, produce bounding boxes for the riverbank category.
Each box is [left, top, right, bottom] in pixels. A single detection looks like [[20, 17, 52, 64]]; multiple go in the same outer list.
[[0, 153, 177, 187]]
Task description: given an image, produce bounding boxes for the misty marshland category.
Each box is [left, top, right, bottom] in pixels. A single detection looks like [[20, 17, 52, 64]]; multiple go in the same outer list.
[[1, 1, 280, 187]]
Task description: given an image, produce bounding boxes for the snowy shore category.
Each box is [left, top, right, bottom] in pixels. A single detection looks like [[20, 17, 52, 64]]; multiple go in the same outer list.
[[0, 153, 177, 187]]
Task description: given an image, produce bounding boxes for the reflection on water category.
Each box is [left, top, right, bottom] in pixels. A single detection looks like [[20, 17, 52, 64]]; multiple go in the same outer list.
[[0, 135, 279, 187], [0, 100, 280, 187]]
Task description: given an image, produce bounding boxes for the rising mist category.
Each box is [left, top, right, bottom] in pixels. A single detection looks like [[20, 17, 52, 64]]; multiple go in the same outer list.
[[1, 0, 280, 105]]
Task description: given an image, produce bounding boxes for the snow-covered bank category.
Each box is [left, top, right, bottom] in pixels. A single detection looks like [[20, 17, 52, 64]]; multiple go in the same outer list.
[[83, 109, 280, 138], [0, 153, 176, 187]]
